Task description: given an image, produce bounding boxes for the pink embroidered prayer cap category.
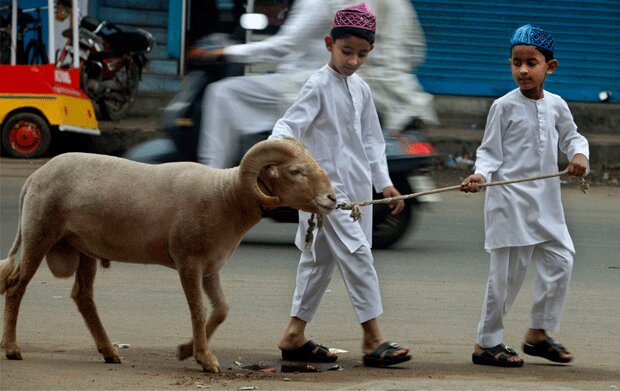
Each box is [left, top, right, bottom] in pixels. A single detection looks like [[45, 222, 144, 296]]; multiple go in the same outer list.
[[332, 3, 376, 33]]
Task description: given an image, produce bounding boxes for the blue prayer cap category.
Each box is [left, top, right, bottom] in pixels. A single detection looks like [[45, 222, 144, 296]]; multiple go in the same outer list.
[[510, 24, 555, 52]]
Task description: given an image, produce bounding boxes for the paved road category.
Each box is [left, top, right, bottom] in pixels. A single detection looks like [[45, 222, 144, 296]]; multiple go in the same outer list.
[[0, 158, 619, 390]]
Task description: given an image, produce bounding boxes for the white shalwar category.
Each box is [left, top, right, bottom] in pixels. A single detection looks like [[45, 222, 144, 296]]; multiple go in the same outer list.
[[270, 65, 393, 324], [473, 88, 589, 347], [198, 0, 436, 168]]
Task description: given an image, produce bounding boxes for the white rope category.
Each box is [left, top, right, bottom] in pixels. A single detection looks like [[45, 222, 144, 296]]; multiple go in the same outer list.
[[337, 170, 589, 221]]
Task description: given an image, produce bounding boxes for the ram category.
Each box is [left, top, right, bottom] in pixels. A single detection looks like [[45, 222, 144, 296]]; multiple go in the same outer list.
[[0, 138, 336, 373]]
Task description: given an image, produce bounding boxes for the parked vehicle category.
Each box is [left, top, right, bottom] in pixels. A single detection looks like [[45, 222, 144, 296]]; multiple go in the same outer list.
[[125, 32, 440, 249], [57, 15, 154, 120], [0, 0, 99, 159]]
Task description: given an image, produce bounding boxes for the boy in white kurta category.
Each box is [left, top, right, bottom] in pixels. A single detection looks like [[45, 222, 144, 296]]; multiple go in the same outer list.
[[461, 24, 589, 367], [269, 4, 411, 368]]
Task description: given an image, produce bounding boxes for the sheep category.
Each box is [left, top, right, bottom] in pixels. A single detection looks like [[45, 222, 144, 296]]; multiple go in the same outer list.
[[0, 138, 336, 373]]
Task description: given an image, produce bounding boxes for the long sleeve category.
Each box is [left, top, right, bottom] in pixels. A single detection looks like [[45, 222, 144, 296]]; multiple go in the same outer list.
[[224, 0, 331, 69], [270, 80, 321, 140], [556, 99, 589, 163], [360, 87, 392, 193], [474, 101, 505, 182]]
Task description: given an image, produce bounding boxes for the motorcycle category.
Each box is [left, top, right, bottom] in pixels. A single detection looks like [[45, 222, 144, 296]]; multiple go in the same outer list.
[[57, 15, 154, 121], [125, 34, 440, 249]]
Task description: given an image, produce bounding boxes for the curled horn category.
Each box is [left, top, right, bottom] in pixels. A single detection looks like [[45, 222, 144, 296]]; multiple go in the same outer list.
[[239, 138, 301, 209]]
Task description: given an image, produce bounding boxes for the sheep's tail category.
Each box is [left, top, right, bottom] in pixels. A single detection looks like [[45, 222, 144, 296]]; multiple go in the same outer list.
[[0, 178, 28, 295]]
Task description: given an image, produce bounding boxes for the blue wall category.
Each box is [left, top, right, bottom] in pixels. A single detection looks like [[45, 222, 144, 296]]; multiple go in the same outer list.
[[412, 0, 620, 102]]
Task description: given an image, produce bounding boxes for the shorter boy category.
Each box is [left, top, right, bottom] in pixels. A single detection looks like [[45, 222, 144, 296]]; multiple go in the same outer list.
[[461, 24, 589, 367], [270, 3, 411, 367]]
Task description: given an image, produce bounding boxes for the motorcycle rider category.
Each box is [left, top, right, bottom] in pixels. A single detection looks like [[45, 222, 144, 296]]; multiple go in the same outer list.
[[192, 0, 437, 168]]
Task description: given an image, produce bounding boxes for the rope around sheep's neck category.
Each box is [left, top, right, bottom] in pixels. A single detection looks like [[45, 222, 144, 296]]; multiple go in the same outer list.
[[338, 169, 589, 222], [304, 170, 588, 244]]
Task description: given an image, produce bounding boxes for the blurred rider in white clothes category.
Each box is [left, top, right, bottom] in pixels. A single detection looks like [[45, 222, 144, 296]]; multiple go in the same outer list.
[[193, 0, 437, 168]]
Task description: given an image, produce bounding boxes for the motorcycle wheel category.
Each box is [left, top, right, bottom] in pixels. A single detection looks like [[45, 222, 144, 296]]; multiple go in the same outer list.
[[1, 112, 51, 158], [371, 175, 416, 249], [100, 61, 141, 121]]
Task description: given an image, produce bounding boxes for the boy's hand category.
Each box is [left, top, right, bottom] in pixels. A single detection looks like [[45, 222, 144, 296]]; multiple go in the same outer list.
[[382, 186, 405, 215], [460, 174, 486, 193], [566, 153, 589, 177]]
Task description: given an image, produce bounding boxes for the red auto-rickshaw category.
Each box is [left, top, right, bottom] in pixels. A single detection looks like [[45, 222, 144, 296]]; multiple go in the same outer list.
[[0, 0, 99, 158]]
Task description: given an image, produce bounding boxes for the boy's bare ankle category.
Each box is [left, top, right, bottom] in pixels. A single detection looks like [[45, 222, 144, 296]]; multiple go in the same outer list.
[[278, 332, 306, 351], [525, 328, 548, 343]]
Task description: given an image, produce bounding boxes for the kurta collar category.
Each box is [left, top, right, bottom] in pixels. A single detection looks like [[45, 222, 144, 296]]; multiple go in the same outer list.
[[326, 64, 349, 80], [517, 88, 546, 102]]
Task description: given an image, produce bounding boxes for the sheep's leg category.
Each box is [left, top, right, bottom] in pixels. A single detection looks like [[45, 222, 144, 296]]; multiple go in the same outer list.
[[177, 272, 228, 361], [177, 264, 220, 373], [2, 248, 44, 360], [71, 254, 120, 364]]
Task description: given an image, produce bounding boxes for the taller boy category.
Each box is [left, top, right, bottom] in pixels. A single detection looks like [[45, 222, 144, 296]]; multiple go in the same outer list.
[[270, 3, 411, 367]]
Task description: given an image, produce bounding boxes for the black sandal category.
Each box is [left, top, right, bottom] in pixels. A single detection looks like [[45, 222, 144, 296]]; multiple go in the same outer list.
[[472, 343, 524, 367], [363, 341, 412, 368], [280, 340, 338, 363], [523, 338, 572, 363]]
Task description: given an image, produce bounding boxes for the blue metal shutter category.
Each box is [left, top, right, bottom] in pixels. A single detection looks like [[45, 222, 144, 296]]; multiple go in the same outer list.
[[412, 0, 620, 102]]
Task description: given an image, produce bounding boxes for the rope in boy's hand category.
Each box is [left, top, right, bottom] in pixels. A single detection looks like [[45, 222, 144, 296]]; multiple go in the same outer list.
[[337, 170, 589, 222]]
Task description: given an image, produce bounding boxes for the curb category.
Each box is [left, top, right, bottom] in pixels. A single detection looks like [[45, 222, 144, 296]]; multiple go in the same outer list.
[[421, 126, 620, 171], [85, 91, 620, 175]]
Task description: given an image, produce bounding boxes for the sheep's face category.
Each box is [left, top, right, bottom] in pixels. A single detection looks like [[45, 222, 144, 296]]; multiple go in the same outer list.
[[242, 138, 336, 214], [263, 156, 336, 215]]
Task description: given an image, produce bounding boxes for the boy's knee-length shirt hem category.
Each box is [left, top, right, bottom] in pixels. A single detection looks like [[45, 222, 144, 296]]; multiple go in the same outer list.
[[270, 65, 392, 252], [474, 89, 589, 253]]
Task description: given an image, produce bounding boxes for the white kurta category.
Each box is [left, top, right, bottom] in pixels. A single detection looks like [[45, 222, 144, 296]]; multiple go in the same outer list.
[[198, 0, 436, 167], [474, 88, 589, 253], [270, 65, 392, 253]]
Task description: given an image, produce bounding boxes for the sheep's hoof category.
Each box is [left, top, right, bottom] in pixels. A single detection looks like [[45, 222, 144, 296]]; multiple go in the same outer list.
[[99, 347, 121, 363], [2, 342, 22, 360], [104, 355, 122, 364], [5, 350, 22, 360], [201, 364, 221, 374], [176, 342, 193, 361], [196, 351, 220, 374]]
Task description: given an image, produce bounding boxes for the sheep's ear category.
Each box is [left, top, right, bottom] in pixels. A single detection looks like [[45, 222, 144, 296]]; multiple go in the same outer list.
[[240, 139, 297, 209], [266, 165, 280, 179], [253, 165, 280, 209]]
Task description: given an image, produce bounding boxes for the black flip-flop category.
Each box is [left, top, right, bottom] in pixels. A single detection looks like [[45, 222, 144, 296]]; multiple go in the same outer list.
[[280, 340, 338, 363], [472, 343, 524, 367], [523, 338, 572, 363], [363, 341, 412, 368]]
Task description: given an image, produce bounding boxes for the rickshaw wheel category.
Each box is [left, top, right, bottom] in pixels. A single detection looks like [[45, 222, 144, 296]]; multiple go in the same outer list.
[[1, 112, 51, 158]]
